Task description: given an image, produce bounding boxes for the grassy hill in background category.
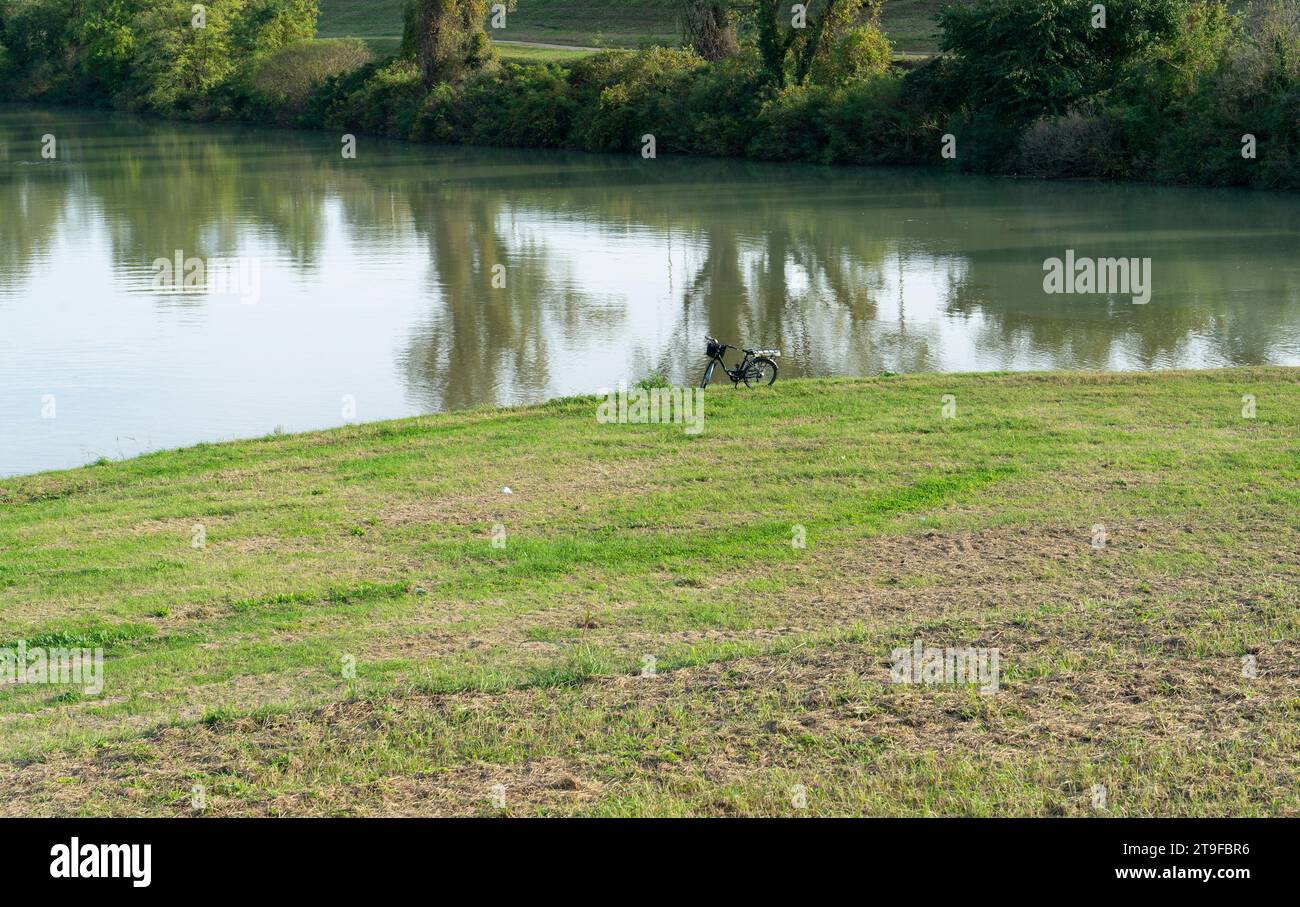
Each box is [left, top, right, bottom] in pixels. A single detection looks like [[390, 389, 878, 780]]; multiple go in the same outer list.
[[315, 0, 949, 57]]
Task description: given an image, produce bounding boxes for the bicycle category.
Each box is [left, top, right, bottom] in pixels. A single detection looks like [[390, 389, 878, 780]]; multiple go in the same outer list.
[[700, 336, 780, 389]]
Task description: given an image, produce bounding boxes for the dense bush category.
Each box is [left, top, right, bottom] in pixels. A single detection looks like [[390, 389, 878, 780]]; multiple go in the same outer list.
[[927, 0, 1296, 185], [1017, 109, 1127, 178], [409, 47, 765, 156], [315, 58, 424, 136], [745, 69, 920, 166], [568, 48, 708, 153], [248, 37, 371, 123], [746, 84, 837, 162], [670, 51, 767, 156], [812, 24, 893, 87], [412, 61, 575, 146], [941, 108, 1023, 173], [1111, 0, 1299, 187], [823, 75, 925, 164]]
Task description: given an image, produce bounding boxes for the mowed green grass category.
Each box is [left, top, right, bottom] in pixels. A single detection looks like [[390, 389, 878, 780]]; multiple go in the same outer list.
[[2, 370, 1298, 816], [314, 0, 680, 52], [315, 0, 950, 55], [495, 42, 604, 63]]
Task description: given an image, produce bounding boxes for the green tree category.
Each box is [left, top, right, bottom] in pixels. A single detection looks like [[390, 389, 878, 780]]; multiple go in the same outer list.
[[401, 0, 513, 87], [0, 0, 79, 76], [130, 0, 246, 110], [740, 0, 882, 89], [938, 0, 1188, 123], [233, 0, 317, 62], [73, 0, 146, 97], [812, 22, 892, 85]]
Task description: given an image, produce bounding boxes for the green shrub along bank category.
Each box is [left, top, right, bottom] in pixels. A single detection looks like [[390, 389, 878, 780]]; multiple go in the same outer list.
[[1, 0, 1295, 188]]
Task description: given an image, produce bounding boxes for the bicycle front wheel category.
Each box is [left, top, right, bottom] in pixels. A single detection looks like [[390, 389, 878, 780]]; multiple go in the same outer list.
[[700, 360, 717, 389], [744, 357, 778, 387]]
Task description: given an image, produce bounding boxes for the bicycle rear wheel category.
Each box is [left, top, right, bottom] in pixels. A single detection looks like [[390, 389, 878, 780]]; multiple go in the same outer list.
[[744, 357, 778, 387]]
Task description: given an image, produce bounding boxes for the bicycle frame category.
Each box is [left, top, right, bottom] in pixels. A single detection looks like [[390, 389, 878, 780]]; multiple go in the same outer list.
[[702, 345, 754, 386], [701, 337, 780, 389]]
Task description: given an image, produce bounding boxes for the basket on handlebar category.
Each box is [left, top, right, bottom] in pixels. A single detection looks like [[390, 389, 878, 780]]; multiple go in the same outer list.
[[705, 338, 724, 358]]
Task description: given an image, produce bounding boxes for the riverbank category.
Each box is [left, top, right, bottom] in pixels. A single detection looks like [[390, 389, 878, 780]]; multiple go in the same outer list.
[[2, 0, 1295, 190], [2, 369, 1297, 816]]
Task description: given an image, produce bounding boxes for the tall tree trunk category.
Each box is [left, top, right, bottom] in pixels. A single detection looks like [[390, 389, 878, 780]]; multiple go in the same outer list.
[[681, 0, 739, 62], [402, 0, 496, 86]]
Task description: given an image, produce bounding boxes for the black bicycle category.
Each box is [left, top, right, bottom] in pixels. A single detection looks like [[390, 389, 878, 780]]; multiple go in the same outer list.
[[700, 336, 780, 389]]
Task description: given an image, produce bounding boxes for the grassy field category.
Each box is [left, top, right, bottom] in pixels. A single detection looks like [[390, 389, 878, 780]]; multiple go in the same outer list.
[[2, 369, 1298, 816], [315, 0, 949, 57], [494, 41, 603, 63]]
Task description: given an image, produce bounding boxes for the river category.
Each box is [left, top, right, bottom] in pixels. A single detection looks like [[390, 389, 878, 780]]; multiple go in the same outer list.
[[2, 105, 1297, 476]]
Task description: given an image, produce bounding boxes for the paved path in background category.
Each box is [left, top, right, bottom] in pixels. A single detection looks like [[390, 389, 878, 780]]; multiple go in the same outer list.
[[358, 36, 931, 59], [495, 39, 604, 51]]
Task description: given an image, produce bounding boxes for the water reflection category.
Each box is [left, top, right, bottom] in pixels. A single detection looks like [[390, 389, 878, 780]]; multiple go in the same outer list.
[[1, 105, 1297, 475]]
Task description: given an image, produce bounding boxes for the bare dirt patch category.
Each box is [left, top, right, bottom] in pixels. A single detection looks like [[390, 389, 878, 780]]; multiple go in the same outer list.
[[5, 620, 1295, 816]]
